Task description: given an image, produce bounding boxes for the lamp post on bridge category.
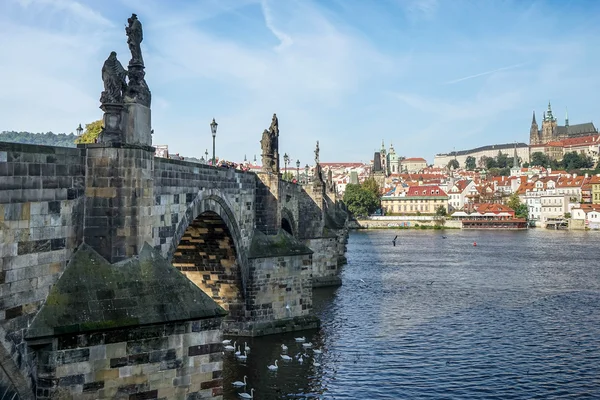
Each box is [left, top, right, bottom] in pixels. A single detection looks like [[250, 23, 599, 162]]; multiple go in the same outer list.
[[210, 118, 218, 166], [283, 153, 289, 180], [296, 159, 300, 182], [76, 124, 83, 136], [205, 149, 209, 165]]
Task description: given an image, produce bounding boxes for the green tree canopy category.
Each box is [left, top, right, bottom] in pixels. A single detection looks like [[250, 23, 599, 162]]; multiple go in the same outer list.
[[435, 205, 447, 216], [507, 193, 528, 219], [447, 159, 459, 170], [361, 177, 380, 198], [464, 156, 476, 171], [74, 120, 103, 144], [343, 182, 380, 218]]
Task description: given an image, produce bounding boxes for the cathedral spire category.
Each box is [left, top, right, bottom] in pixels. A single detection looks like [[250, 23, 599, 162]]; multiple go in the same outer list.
[[513, 142, 519, 168], [546, 101, 554, 121], [532, 110, 537, 125], [565, 107, 569, 127]]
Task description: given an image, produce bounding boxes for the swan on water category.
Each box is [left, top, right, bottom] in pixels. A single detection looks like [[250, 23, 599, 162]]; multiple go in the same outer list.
[[224, 341, 236, 351], [298, 355, 304, 363], [238, 388, 255, 399], [313, 361, 321, 367], [232, 376, 247, 387], [281, 343, 288, 351], [222, 339, 232, 345], [302, 342, 313, 348], [237, 351, 247, 361], [268, 360, 278, 370], [244, 342, 251, 352], [235, 345, 242, 356], [313, 348, 322, 354], [295, 337, 306, 342], [280, 354, 292, 361]]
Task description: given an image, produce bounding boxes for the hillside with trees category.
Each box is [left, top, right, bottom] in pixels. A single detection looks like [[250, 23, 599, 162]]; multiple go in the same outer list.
[[1, 120, 103, 147], [0, 131, 77, 147]]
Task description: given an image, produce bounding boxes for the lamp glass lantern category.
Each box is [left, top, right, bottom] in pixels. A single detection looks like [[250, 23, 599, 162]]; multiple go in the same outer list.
[[76, 123, 83, 136]]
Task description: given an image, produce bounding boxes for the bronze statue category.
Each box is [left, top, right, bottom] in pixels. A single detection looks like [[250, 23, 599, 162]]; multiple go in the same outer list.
[[126, 13, 144, 66], [100, 51, 127, 104]]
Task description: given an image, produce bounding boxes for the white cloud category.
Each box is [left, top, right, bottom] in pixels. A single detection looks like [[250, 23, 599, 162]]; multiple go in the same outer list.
[[260, 0, 293, 51], [14, 0, 113, 27]]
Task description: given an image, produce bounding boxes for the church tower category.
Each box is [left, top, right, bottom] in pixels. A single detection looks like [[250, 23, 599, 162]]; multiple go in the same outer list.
[[529, 111, 539, 145], [541, 101, 558, 143]]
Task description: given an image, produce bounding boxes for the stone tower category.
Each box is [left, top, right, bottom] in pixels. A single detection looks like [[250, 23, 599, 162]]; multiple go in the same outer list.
[[541, 101, 558, 143], [529, 111, 539, 145]]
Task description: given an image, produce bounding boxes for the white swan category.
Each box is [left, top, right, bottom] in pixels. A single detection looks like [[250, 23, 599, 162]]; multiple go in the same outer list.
[[298, 355, 304, 363], [313, 348, 322, 354], [222, 339, 232, 345], [238, 388, 254, 399], [295, 336, 306, 342], [268, 360, 278, 370], [313, 360, 321, 367], [302, 342, 313, 348], [224, 341, 236, 351], [281, 343, 288, 351], [280, 354, 292, 361], [235, 345, 241, 356], [237, 351, 247, 361], [232, 375, 247, 387], [244, 342, 251, 352]]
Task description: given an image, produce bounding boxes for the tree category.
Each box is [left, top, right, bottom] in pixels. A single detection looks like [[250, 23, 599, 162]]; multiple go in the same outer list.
[[282, 171, 295, 181], [465, 156, 476, 171], [435, 205, 447, 216], [75, 120, 103, 144], [447, 159, 459, 170], [507, 193, 528, 219], [530, 152, 549, 167], [361, 177, 380, 198], [496, 151, 510, 169], [343, 183, 380, 218]]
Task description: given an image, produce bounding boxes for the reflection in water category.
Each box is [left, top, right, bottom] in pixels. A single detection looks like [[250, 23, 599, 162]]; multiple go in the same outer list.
[[223, 229, 600, 399]]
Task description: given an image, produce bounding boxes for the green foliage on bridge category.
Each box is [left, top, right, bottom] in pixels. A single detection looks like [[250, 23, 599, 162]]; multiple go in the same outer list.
[[74, 120, 103, 144], [0, 130, 77, 147]]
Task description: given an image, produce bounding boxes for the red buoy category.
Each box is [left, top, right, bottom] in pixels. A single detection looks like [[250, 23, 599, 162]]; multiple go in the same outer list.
[[473, 242, 477, 246]]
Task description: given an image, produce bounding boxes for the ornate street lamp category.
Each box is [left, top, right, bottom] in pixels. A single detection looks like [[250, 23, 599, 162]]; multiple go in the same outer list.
[[210, 118, 218, 166], [296, 159, 300, 182], [305, 164, 309, 183], [283, 153, 289, 179], [76, 123, 83, 136]]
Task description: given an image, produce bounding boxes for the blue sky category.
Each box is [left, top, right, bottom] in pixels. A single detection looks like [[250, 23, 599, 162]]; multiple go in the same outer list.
[[1, 0, 600, 165]]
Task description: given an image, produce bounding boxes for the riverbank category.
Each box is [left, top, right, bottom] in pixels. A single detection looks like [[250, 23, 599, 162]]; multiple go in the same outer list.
[[350, 219, 462, 229]]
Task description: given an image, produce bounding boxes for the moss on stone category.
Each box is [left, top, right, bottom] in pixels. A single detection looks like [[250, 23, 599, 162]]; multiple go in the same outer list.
[[26, 243, 227, 340], [248, 229, 313, 259]]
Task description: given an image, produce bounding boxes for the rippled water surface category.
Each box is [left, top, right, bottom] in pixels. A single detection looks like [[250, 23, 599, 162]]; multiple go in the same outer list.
[[223, 229, 600, 399]]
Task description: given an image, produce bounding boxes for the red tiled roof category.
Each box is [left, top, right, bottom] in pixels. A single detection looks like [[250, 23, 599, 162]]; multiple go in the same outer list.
[[406, 185, 447, 197], [403, 157, 427, 162]]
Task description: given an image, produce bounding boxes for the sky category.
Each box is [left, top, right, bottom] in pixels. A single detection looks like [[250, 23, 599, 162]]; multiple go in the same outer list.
[[2, 0, 600, 165]]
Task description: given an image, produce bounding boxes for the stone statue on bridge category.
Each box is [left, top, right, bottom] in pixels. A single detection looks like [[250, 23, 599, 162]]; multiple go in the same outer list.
[[126, 13, 144, 66], [124, 13, 151, 107], [315, 140, 320, 165], [100, 51, 128, 104], [261, 113, 280, 173]]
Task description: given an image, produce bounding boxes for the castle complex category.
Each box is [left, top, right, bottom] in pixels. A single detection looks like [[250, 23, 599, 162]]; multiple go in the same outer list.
[[529, 102, 597, 145]]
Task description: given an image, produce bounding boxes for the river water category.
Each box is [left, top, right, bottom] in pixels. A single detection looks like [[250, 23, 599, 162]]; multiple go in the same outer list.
[[222, 229, 600, 399]]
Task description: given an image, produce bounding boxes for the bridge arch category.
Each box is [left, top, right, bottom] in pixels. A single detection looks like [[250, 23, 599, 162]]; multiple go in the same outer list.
[[281, 207, 297, 237], [168, 193, 247, 321]]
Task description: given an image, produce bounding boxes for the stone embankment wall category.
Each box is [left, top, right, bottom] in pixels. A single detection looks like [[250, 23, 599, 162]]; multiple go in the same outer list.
[[0, 142, 86, 397], [353, 218, 462, 229], [35, 319, 223, 399]]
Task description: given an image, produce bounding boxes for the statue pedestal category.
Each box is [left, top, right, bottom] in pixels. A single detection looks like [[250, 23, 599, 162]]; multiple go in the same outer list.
[[124, 102, 152, 146], [98, 103, 125, 143]]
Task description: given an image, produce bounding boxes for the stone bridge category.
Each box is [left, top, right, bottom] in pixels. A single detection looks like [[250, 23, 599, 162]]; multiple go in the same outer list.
[[0, 138, 348, 398], [0, 13, 348, 399]]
